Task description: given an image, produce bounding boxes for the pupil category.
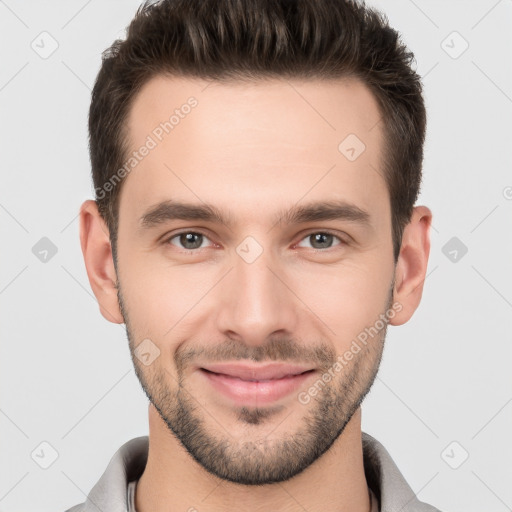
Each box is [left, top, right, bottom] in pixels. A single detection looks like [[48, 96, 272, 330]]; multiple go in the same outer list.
[[313, 233, 332, 249], [178, 233, 332, 250], [181, 233, 202, 249]]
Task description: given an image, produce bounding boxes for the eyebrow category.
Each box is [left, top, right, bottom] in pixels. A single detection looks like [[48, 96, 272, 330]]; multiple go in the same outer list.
[[138, 199, 372, 231]]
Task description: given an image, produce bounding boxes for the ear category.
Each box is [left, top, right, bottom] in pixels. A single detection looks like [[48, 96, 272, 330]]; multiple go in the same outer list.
[[389, 205, 432, 326], [79, 199, 124, 324]]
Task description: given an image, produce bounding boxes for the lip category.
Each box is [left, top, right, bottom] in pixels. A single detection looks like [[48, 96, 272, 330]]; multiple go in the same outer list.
[[198, 363, 316, 406], [200, 362, 314, 381]]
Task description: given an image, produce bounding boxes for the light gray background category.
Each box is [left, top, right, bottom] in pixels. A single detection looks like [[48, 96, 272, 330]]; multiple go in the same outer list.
[[1, 1, 511, 511]]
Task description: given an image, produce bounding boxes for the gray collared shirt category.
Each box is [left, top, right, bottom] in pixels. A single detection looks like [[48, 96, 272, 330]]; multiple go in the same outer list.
[[65, 432, 443, 512]]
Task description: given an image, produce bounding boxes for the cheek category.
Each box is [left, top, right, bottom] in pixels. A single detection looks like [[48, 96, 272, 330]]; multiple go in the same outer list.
[[117, 249, 188, 338], [291, 260, 391, 343], [118, 233, 393, 348]]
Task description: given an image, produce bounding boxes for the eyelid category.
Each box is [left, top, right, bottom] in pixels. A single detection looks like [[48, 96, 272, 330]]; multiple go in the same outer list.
[[294, 229, 348, 249], [163, 229, 217, 249], [163, 228, 349, 251]]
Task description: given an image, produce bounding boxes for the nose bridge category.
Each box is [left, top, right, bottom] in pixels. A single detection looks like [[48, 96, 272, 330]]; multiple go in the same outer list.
[[215, 237, 297, 344]]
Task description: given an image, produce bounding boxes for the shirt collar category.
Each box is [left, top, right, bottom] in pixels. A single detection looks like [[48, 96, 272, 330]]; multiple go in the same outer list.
[[72, 432, 439, 512]]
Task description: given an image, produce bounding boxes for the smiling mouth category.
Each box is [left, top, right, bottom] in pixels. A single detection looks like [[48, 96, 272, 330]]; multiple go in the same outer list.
[[199, 361, 316, 381], [201, 368, 316, 382], [198, 365, 318, 405]]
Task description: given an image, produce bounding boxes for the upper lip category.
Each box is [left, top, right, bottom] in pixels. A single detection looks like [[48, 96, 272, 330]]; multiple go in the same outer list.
[[200, 363, 315, 381]]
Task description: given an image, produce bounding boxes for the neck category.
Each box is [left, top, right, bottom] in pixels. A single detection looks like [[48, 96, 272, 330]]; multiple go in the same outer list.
[[135, 404, 370, 512]]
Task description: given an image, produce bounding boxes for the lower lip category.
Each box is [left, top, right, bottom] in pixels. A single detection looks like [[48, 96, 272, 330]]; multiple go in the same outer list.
[[200, 369, 316, 406]]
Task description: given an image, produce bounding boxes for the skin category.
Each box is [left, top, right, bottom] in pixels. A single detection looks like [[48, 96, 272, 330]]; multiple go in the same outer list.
[[80, 75, 431, 512]]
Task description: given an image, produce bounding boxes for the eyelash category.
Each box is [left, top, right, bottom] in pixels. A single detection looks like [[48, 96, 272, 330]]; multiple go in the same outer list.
[[163, 230, 347, 253]]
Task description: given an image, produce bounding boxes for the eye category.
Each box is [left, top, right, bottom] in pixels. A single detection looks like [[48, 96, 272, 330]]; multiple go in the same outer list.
[[165, 231, 213, 251], [163, 230, 347, 253], [296, 231, 345, 250]]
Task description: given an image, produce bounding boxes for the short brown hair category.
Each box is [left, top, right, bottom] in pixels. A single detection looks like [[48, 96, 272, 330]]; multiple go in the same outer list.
[[89, 0, 426, 263]]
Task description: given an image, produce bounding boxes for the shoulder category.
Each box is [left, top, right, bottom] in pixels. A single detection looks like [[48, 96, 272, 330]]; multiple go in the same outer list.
[[362, 432, 444, 512], [62, 436, 149, 512]]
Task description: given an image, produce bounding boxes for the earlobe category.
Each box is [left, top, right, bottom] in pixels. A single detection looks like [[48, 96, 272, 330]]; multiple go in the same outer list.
[[79, 199, 124, 324], [389, 205, 432, 326]]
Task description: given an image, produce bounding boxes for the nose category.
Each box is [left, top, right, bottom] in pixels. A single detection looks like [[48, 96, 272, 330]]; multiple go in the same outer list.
[[214, 243, 299, 347]]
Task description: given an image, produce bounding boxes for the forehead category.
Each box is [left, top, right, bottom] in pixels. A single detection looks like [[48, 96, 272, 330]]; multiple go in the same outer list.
[[126, 75, 383, 149], [120, 75, 387, 227]]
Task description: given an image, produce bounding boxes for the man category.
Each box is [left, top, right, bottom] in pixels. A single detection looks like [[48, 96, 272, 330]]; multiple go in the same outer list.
[[69, 0, 440, 510]]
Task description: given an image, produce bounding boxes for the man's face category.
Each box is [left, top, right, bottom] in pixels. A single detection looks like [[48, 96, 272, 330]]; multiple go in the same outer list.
[[115, 76, 396, 484]]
